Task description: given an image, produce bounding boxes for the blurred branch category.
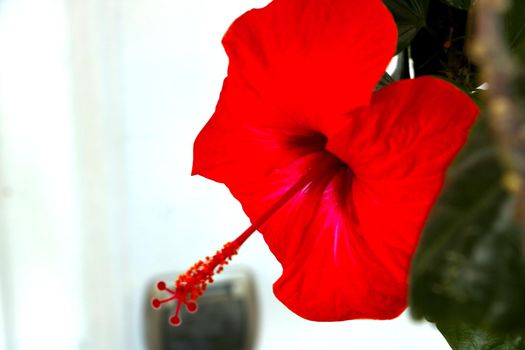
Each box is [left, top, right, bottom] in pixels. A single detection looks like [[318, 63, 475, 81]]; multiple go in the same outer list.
[[469, 0, 525, 232]]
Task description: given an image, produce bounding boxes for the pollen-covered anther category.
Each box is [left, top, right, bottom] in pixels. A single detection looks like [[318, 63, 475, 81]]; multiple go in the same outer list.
[[151, 240, 240, 326]]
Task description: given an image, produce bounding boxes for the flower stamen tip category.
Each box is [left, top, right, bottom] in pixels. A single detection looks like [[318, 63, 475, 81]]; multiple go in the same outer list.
[[169, 315, 182, 326], [156, 281, 167, 291], [151, 298, 161, 309]]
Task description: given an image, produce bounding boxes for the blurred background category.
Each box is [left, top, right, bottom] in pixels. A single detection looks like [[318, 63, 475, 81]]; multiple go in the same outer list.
[[0, 0, 451, 349]]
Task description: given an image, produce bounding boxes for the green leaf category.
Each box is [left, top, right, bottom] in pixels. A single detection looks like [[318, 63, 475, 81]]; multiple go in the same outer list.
[[383, 0, 430, 52], [504, 1, 525, 98], [440, 0, 472, 10], [505, 0, 525, 60], [375, 72, 395, 91], [410, 115, 525, 332], [438, 322, 525, 350], [430, 75, 473, 95]]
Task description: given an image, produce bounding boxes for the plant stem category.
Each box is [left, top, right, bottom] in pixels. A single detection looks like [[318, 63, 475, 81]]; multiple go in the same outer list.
[[469, 0, 525, 232]]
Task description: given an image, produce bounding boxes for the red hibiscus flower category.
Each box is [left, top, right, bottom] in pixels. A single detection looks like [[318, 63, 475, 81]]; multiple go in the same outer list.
[[152, 0, 479, 325]]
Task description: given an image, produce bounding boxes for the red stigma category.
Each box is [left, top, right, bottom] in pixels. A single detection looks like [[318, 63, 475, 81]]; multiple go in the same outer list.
[[170, 315, 181, 326], [156, 281, 166, 290], [151, 298, 161, 309]]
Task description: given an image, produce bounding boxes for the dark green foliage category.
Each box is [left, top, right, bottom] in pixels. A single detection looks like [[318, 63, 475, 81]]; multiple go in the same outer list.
[[438, 322, 525, 350], [440, 0, 471, 10], [410, 115, 525, 348], [375, 72, 395, 91], [383, 0, 430, 53], [383, 1, 525, 348], [506, 0, 525, 60], [505, 0, 525, 97], [410, 0, 478, 90]]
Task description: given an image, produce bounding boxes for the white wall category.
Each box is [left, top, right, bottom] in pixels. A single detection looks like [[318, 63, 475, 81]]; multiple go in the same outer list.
[[0, 0, 82, 349], [0, 0, 451, 349]]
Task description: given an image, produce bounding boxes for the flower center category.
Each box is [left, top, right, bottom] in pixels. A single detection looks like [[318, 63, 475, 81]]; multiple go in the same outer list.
[[287, 131, 328, 153], [151, 150, 344, 326]]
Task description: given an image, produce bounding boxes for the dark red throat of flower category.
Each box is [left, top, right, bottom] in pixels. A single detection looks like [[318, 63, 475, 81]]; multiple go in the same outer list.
[[151, 154, 344, 326]]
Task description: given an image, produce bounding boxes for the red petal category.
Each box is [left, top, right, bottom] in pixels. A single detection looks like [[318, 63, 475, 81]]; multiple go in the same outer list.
[[222, 0, 396, 117], [265, 78, 478, 321], [326, 77, 479, 181], [193, 78, 325, 193], [194, 0, 397, 187], [257, 153, 410, 320], [323, 76, 479, 292]]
